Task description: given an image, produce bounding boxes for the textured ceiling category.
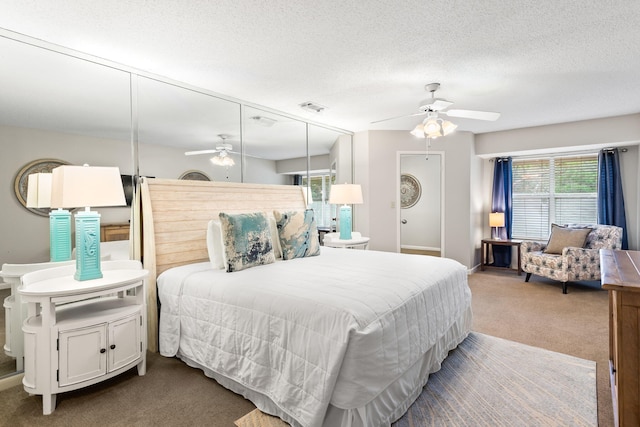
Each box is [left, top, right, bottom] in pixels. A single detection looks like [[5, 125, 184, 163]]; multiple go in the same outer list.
[[1, 0, 640, 135]]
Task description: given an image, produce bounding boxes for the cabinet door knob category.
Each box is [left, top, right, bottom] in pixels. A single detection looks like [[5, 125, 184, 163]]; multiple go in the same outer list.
[[100, 348, 106, 354], [110, 344, 116, 350]]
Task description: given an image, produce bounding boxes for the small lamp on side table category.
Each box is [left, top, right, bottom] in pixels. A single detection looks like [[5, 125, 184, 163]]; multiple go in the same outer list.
[[50, 165, 126, 281], [27, 173, 72, 262], [489, 212, 505, 240], [329, 183, 363, 240]]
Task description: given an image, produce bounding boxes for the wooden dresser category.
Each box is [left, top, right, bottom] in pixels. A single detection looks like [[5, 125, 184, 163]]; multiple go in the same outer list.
[[600, 249, 640, 427], [100, 223, 130, 242]]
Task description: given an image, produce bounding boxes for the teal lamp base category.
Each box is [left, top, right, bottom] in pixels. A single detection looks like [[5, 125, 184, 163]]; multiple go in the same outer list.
[[74, 210, 102, 281], [49, 209, 72, 262], [339, 205, 352, 240]]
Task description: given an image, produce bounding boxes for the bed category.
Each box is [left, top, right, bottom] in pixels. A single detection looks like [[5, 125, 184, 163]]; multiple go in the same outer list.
[[140, 178, 472, 427]]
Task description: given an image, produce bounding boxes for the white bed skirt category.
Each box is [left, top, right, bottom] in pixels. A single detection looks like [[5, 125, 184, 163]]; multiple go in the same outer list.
[[177, 305, 472, 427]]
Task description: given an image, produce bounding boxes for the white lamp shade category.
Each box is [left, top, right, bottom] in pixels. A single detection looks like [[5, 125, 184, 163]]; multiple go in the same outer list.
[[329, 184, 363, 205], [50, 165, 126, 208], [210, 154, 235, 166], [410, 123, 425, 138], [424, 118, 442, 137], [26, 173, 52, 208], [441, 120, 458, 135], [489, 212, 505, 227]]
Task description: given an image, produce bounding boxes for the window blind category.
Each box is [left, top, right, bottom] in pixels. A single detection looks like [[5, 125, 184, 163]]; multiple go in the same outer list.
[[512, 154, 597, 240]]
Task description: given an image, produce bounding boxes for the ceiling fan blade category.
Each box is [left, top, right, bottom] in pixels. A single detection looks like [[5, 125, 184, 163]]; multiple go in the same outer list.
[[371, 111, 426, 124], [418, 98, 454, 112], [185, 149, 219, 156], [442, 109, 500, 121]]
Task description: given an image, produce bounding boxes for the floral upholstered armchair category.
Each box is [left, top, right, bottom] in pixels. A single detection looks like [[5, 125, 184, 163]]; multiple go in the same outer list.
[[521, 224, 623, 294]]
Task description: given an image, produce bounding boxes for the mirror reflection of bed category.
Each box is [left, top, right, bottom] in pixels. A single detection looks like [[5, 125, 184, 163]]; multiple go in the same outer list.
[[141, 178, 472, 427]]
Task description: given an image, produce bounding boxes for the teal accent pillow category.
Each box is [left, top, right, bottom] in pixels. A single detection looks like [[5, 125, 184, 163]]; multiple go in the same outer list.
[[274, 209, 320, 260], [218, 212, 275, 272]]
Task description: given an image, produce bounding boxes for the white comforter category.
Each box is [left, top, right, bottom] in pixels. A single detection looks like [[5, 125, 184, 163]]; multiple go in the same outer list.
[[158, 247, 471, 427]]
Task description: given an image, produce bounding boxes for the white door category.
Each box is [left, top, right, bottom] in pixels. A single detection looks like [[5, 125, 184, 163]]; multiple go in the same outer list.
[[400, 153, 442, 255]]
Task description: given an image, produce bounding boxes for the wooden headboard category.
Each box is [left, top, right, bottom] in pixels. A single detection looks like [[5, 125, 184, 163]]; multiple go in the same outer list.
[[140, 178, 307, 351]]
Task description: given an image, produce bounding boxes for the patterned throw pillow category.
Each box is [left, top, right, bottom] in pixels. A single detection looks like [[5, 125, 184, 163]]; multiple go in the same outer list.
[[273, 209, 320, 260], [544, 224, 592, 254], [218, 212, 275, 272]]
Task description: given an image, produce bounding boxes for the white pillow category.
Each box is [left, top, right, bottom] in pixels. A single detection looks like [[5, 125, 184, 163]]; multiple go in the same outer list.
[[266, 213, 282, 259], [206, 219, 226, 269]]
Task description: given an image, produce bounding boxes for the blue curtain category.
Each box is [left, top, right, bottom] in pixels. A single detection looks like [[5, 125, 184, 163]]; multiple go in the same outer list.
[[491, 157, 513, 267], [597, 149, 628, 249]]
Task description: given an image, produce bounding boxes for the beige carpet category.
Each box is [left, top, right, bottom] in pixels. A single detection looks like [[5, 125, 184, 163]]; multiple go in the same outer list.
[[235, 332, 597, 427]]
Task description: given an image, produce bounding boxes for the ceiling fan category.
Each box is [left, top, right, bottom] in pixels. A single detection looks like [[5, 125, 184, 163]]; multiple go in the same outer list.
[[185, 134, 236, 166], [372, 83, 500, 136]]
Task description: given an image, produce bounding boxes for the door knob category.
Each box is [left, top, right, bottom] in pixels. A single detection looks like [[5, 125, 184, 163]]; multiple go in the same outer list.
[[401, 219, 407, 224]]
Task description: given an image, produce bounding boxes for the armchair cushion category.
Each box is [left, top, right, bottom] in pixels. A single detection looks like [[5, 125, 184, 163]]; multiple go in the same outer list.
[[544, 224, 592, 254]]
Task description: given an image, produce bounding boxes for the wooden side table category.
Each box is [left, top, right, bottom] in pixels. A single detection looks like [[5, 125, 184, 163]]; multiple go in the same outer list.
[[480, 239, 522, 275]]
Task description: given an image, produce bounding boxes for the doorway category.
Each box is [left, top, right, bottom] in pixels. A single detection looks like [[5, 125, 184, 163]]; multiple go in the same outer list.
[[398, 152, 443, 256]]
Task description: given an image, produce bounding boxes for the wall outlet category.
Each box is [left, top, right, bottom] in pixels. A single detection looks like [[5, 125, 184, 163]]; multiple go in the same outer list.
[[390, 201, 396, 209]]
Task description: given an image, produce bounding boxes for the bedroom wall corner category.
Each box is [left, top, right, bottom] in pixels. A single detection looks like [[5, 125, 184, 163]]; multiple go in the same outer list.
[[354, 129, 477, 269], [353, 130, 371, 239], [470, 143, 484, 269]]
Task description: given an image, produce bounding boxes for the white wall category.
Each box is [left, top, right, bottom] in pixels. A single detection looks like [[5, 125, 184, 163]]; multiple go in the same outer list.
[[353, 129, 478, 268], [477, 114, 640, 253], [475, 113, 640, 158]]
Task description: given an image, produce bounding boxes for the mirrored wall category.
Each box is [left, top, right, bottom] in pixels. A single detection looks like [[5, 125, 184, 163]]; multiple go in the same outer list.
[[0, 30, 352, 381]]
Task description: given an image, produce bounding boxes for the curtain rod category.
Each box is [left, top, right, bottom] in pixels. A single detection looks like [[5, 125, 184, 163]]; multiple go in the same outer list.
[[602, 147, 628, 153], [490, 146, 629, 162]]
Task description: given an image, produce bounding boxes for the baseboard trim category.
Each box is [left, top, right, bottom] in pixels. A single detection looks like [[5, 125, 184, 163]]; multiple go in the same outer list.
[[0, 372, 23, 391]]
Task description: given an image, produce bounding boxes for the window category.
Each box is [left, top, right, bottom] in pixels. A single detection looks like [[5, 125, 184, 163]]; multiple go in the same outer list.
[[512, 154, 598, 240], [303, 174, 336, 228]]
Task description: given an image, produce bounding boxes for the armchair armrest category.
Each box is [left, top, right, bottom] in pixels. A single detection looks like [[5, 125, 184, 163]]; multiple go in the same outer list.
[[563, 247, 600, 264], [520, 240, 546, 253]]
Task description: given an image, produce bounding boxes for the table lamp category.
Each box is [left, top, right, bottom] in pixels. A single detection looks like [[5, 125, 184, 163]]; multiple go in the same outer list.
[[329, 183, 363, 240], [489, 212, 505, 240], [50, 165, 126, 281], [26, 173, 72, 262]]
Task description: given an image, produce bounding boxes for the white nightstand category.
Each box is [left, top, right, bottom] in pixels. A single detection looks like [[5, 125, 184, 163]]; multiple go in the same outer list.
[[19, 259, 148, 415], [323, 232, 370, 249]]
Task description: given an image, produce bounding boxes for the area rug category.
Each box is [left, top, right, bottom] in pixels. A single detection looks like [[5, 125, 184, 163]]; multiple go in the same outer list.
[[235, 332, 597, 427]]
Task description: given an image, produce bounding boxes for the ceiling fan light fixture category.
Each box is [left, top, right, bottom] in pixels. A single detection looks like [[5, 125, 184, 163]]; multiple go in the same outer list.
[[423, 118, 443, 138], [211, 154, 235, 167]]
